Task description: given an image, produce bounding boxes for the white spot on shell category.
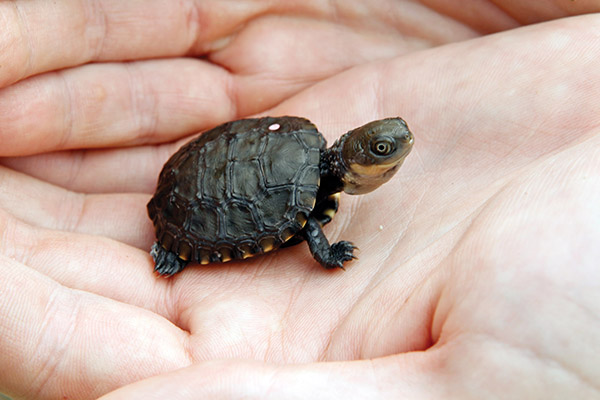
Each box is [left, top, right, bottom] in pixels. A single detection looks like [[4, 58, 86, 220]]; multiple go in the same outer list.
[[379, 225, 384, 231], [268, 123, 280, 131]]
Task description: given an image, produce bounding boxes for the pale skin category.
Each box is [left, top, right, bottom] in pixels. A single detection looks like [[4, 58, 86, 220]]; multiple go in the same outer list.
[[0, 1, 599, 399]]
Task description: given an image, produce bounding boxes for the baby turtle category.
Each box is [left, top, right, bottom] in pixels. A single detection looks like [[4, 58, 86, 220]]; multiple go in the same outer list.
[[147, 116, 413, 276]]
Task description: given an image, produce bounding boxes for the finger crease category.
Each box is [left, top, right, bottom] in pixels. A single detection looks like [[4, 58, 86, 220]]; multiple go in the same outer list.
[[125, 63, 159, 143], [12, 2, 34, 82], [56, 69, 76, 150], [85, 0, 109, 61], [29, 288, 81, 399], [183, 0, 203, 55]]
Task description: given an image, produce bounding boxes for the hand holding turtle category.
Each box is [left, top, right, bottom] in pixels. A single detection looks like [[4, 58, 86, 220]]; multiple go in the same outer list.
[[1, 2, 599, 400]]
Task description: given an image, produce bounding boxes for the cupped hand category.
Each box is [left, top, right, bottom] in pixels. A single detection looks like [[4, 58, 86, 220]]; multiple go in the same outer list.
[[1, 2, 599, 399]]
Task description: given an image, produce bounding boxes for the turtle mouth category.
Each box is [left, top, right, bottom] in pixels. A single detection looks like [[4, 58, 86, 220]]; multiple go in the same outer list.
[[342, 159, 406, 195], [348, 150, 408, 176]]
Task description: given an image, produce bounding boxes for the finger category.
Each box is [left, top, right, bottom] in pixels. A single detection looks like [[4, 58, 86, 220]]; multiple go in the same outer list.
[[0, 207, 173, 312], [272, 15, 600, 166], [0, 0, 228, 88], [490, 0, 600, 24], [96, 356, 434, 400], [108, 353, 571, 400], [206, 12, 447, 101], [0, 145, 168, 194], [0, 58, 235, 157], [0, 166, 152, 246], [0, 254, 190, 400]]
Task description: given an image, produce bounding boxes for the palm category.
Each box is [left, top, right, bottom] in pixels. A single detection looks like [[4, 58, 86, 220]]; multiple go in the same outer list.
[[1, 2, 599, 399]]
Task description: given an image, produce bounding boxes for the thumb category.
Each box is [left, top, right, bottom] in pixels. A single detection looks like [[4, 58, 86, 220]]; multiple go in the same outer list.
[[97, 356, 433, 399]]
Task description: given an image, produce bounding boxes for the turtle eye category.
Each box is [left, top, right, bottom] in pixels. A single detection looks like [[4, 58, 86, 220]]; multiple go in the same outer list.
[[370, 138, 395, 156]]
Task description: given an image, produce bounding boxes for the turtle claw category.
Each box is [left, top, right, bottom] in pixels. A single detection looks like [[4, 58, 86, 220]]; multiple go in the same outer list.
[[303, 217, 358, 270], [151, 243, 189, 277], [326, 241, 358, 269]]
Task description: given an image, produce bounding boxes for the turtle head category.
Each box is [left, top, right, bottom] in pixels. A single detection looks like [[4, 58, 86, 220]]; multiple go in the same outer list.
[[337, 117, 413, 195]]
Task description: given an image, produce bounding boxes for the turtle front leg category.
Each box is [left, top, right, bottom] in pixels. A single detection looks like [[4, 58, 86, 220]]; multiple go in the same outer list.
[[302, 217, 357, 269]]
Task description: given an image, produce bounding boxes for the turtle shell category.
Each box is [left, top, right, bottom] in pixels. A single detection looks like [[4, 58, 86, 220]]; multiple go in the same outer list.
[[147, 116, 326, 264]]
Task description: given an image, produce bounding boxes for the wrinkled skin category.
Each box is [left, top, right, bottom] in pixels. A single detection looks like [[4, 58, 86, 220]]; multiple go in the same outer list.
[[1, 1, 599, 399]]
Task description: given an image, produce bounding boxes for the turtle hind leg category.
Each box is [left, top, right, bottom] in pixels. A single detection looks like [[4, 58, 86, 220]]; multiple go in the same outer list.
[[150, 243, 189, 276], [302, 217, 357, 270]]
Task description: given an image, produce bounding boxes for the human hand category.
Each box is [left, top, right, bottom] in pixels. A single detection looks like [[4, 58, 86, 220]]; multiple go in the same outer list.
[[1, 2, 599, 399]]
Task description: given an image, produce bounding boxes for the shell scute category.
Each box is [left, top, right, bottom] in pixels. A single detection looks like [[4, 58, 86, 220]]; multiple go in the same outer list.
[[231, 160, 262, 199], [224, 201, 256, 238]]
